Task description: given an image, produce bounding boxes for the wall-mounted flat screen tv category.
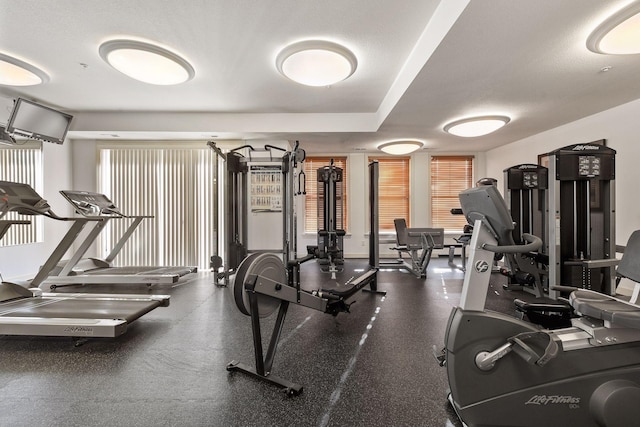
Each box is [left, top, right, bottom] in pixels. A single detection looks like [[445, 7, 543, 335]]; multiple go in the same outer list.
[[6, 98, 73, 144]]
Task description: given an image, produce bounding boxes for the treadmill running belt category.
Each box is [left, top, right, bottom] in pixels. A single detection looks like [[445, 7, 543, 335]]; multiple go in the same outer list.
[[0, 297, 162, 323], [82, 266, 196, 276]]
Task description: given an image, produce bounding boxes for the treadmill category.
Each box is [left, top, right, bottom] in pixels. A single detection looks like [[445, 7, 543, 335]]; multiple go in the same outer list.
[[0, 180, 170, 337], [43, 190, 196, 288]]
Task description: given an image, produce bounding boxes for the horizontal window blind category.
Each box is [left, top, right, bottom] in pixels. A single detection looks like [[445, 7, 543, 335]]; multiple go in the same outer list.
[[369, 156, 410, 232], [0, 143, 43, 246], [431, 155, 474, 231], [99, 145, 217, 269], [303, 157, 348, 233]]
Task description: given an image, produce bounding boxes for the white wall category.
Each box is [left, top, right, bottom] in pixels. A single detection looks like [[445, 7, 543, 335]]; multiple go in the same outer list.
[[486, 97, 640, 245], [0, 141, 74, 280]]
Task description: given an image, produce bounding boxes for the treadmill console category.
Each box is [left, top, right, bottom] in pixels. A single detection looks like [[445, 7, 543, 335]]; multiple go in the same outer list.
[[0, 180, 50, 215], [60, 190, 122, 217]]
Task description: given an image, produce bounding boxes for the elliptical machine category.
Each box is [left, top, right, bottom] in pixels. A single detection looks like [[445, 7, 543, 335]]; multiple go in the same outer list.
[[436, 184, 640, 427]]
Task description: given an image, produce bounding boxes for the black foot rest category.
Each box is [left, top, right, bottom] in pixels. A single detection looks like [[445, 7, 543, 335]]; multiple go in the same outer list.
[[320, 269, 377, 299], [570, 290, 640, 330]]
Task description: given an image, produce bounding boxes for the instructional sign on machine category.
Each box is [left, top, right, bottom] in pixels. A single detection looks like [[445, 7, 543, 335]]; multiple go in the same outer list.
[[250, 165, 282, 212]]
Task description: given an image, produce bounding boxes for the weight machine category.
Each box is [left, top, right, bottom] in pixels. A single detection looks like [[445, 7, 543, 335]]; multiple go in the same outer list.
[[315, 161, 345, 279], [547, 143, 616, 299], [207, 141, 303, 286], [502, 163, 549, 297]]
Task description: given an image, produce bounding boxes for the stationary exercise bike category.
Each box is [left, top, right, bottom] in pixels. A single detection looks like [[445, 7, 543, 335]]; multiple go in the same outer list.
[[435, 185, 640, 427]]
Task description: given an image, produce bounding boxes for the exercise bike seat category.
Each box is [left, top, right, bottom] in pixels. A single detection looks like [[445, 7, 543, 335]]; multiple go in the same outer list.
[[570, 289, 640, 330]]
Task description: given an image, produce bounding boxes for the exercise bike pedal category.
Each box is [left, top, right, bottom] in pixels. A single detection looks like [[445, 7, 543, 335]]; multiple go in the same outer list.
[[432, 345, 446, 367]]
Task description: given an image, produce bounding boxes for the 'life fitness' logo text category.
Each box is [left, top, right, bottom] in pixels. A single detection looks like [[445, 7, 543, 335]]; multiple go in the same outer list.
[[525, 395, 580, 407], [571, 145, 600, 151]]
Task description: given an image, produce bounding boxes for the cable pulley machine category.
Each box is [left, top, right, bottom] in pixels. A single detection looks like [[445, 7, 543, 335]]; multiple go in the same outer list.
[[547, 143, 616, 298], [502, 163, 549, 297]]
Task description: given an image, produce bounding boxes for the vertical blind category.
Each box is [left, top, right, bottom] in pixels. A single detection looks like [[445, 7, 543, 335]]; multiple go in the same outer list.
[[368, 156, 410, 232], [430, 155, 474, 231], [0, 143, 43, 246], [303, 157, 348, 233], [98, 145, 217, 269]]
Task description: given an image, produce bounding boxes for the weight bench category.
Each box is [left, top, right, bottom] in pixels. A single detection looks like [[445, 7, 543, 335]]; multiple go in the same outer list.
[[387, 218, 443, 278]]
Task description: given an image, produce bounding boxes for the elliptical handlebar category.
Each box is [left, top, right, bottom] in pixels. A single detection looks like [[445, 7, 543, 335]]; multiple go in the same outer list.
[[481, 233, 542, 254]]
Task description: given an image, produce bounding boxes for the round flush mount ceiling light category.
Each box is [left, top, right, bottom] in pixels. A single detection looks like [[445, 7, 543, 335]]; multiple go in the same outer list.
[[378, 140, 424, 155], [587, 2, 640, 54], [99, 39, 195, 85], [444, 115, 510, 137], [276, 40, 358, 86], [0, 52, 49, 86]]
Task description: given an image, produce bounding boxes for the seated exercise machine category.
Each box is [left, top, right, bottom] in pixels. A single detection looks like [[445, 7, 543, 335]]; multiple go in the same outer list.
[[383, 218, 443, 278], [435, 184, 640, 427], [44, 190, 196, 289], [227, 161, 385, 396], [0, 180, 169, 338]]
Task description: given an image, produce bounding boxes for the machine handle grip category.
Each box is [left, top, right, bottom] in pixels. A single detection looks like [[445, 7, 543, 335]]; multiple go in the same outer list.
[[482, 233, 542, 254], [297, 170, 306, 195]]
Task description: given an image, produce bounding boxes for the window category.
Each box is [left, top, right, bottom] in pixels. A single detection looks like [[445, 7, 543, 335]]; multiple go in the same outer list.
[[0, 142, 43, 246], [430, 155, 474, 231], [98, 143, 217, 269], [368, 156, 410, 232], [303, 157, 348, 233]]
